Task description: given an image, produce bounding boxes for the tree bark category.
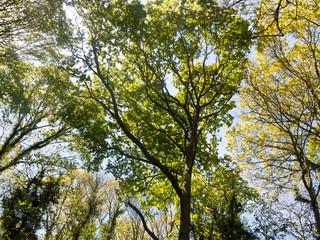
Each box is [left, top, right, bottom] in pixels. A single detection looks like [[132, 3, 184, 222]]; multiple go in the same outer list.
[[302, 168, 320, 240], [179, 178, 191, 240], [179, 136, 195, 240], [311, 199, 320, 240]]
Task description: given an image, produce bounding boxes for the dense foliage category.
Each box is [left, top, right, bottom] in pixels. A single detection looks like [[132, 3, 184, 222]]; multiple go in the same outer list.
[[0, 0, 318, 239]]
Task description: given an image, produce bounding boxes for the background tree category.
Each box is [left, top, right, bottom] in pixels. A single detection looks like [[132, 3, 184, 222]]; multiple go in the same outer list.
[[253, 194, 315, 239], [0, 169, 60, 240], [42, 170, 124, 240], [228, 0, 320, 238], [191, 161, 257, 239], [0, 0, 70, 60], [0, 58, 72, 173], [115, 213, 149, 240], [0, 0, 75, 175], [115, 201, 177, 240], [63, 0, 252, 239]]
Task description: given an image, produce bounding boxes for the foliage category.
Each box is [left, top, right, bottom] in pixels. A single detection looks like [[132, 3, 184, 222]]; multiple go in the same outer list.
[[115, 201, 177, 240], [63, 0, 252, 238], [0, 0, 75, 174], [1, 170, 60, 240], [191, 161, 258, 239], [228, 0, 320, 238], [1, 0, 311, 239], [116, 213, 149, 240], [42, 170, 124, 240], [0, 56, 73, 173], [0, 0, 71, 61]]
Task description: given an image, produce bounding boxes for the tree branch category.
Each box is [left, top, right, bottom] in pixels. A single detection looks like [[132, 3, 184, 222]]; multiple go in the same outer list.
[[127, 201, 159, 240]]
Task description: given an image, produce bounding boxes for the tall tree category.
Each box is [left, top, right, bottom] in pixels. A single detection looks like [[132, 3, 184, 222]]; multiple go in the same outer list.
[[63, 0, 252, 239], [229, 0, 320, 238]]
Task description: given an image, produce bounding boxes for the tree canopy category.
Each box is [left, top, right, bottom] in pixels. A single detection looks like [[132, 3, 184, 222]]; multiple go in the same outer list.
[[62, 0, 252, 239], [0, 0, 319, 239], [228, 0, 320, 238]]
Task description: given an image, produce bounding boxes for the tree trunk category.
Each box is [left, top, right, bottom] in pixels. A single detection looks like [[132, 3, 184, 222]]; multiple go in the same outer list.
[[307, 182, 320, 240], [178, 169, 192, 240], [301, 161, 320, 240], [178, 122, 197, 240], [311, 199, 320, 240]]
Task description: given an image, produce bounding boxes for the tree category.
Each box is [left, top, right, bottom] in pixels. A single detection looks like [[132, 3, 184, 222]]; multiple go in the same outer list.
[[115, 201, 177, 240], [63, 0, 252, 239], [191, 161, 257, 239], [1, 169, 60, 240], [228, 0, 320, 238], [253, 193, 315, 239], [0, 0, 75, 174], [41, 169, 177, 240], [42, 170, 124, 240], [116, 213, 149, 240], [0, 57, 72, 173], [0, 0, 70, 58]]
